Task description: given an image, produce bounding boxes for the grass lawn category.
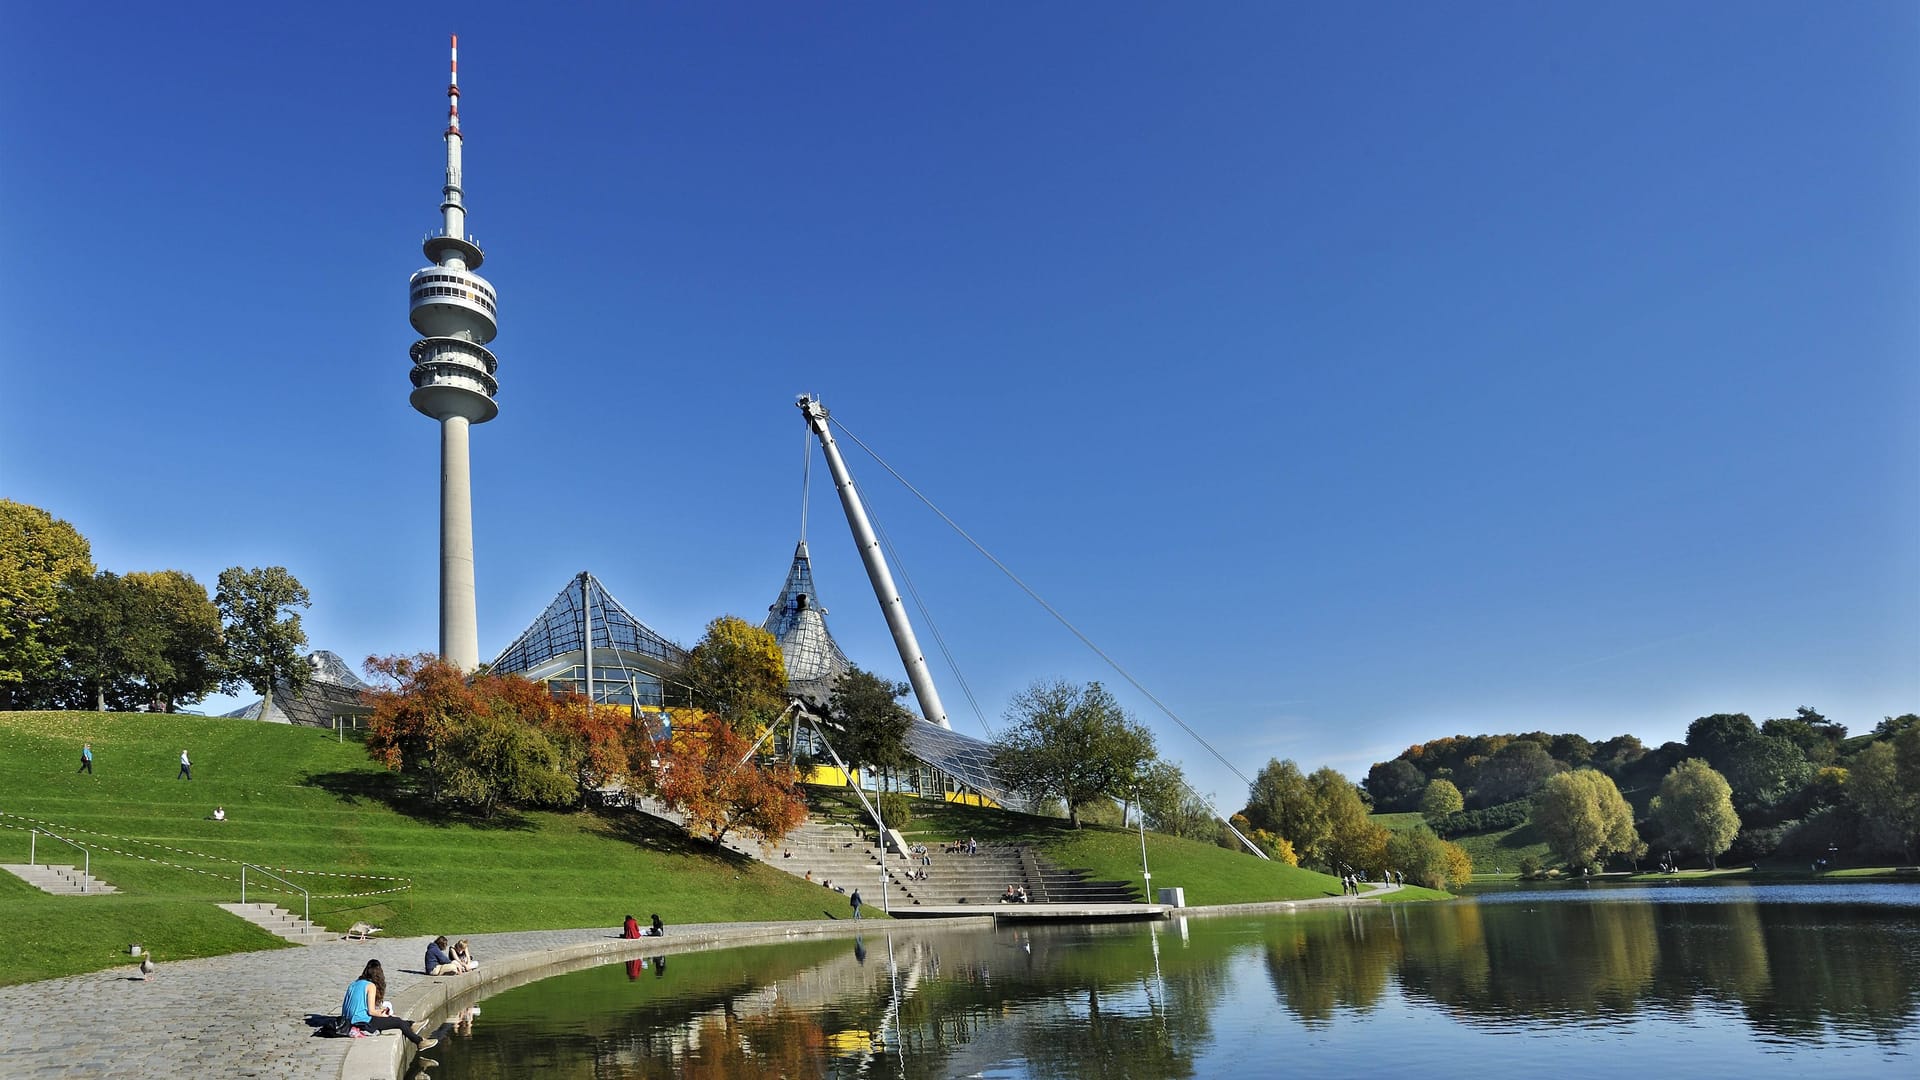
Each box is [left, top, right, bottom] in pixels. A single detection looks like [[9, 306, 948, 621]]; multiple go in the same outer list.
[[814, 788, 1356, 906], [1449, 819, 1551, 878], [0, 711, 857, 987]]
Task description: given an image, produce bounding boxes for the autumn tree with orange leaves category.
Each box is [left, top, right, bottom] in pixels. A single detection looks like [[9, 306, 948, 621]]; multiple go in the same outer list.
[[363, 653, 640, 817], [642, 712, 806, 850]]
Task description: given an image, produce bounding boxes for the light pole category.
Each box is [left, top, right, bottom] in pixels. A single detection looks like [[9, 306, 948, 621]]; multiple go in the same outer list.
[[1135, 783, 1152, 902]]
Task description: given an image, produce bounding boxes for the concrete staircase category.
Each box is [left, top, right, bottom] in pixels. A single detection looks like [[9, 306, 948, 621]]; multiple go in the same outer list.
[[770, 819, 1142, 908], [218, 902, 334, 945], [0, 863, 118, 895]]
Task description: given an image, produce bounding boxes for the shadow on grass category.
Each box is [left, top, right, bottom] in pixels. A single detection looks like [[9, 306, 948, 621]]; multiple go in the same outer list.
[[300, 771, 537, 832], [591, 805, 751, 860]]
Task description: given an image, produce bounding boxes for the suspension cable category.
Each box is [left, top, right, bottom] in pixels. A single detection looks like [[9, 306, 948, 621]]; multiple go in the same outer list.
[[800, 428, 814, 546], [829, 417, 1254, 792]]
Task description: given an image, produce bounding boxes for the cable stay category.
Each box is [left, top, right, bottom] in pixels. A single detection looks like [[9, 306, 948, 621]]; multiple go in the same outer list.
[[866, 500, 997, 740], [828, 415, 1267, 858]]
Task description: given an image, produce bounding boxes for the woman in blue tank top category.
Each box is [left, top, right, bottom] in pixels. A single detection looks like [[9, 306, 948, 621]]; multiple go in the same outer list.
[[340, 959, 437, 1049]]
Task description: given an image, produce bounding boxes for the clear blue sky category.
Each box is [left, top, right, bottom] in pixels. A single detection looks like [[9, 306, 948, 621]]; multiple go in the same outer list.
[[3, 4, 1914, 807]]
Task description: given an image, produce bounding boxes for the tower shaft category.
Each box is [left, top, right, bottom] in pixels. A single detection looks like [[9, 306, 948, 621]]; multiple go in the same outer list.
[[439, 416, 480, 668]]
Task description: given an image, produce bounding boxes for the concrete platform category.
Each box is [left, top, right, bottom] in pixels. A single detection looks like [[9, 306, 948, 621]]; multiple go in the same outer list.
[[887, 902, 1171, 922]]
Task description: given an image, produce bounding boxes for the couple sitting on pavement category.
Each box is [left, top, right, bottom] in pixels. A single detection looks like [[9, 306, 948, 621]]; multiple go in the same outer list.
[[1000, 884, 1030, 903], [425, 935, 478, 976], [622, 913, 665, 939]]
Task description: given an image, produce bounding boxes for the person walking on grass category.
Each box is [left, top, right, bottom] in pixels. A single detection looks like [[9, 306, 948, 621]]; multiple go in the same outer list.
[[177, 749, 191, 780], [851, 889, 863, 920], [78, 743, 93, 775]]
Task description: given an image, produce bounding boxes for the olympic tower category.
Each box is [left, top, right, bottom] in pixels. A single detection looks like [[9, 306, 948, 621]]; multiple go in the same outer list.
[[407, 35, 498, 670]]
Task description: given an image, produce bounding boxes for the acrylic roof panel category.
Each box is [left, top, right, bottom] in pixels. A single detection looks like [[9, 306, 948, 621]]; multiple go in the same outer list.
[[492, 572, 686, 676], [904, 720, 1015, 806]]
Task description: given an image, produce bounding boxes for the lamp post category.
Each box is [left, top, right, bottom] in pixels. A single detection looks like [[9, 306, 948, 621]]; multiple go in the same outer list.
[[1135, 784, 1152, 902]]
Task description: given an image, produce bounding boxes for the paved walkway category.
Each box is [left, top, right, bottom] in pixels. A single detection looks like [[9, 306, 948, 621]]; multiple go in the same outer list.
[[0, 887, 1405, 1080]]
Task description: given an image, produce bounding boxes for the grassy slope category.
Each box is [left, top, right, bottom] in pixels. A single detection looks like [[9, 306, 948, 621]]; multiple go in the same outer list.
[[816, 789, 1353, 905], [0, 712, 852, 987]]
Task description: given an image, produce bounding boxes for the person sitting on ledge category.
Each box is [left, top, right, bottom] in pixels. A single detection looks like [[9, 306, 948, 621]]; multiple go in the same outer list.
[[1016, 886, 1031, 903], [648, 913, 665, 937], [425, 935, 461, 976], [1001, 885, 1018, 902], [342, 959, 436, 1049], [623, 914, 641, 939], [451, 939, 479, 972]]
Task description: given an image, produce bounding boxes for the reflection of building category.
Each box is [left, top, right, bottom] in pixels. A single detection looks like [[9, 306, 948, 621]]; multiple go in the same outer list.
[[763, 540, 1012, 807], [490, 572, 687, 708], [222, 651, 374, 729]]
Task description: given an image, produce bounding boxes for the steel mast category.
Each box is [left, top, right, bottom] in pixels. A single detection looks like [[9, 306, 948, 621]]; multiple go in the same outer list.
[[797, 395, 951, 729]]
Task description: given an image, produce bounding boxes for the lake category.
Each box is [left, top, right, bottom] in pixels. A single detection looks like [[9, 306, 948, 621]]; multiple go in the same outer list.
[[418, 884, 1920, 1079]]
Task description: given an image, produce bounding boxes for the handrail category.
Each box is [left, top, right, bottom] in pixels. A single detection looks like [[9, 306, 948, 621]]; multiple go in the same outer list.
[[241, 863, 310, 927], [31, 829, 90, 893]]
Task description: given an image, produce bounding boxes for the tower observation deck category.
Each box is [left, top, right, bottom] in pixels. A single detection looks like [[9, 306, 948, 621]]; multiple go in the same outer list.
[[408, 35, 497, 670]]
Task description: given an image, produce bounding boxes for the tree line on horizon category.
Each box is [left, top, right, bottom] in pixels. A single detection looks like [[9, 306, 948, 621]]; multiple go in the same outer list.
[[1360, 710, 1920, 870], [0, 499, 315, 717]]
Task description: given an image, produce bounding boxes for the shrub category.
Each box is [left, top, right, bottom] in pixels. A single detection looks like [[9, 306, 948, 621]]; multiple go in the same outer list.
[[876, 792, 914, 831], [1432, 799, 1531, 838]]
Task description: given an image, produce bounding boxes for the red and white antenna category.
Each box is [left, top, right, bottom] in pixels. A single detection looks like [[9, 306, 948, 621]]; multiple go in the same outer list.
[[446, 34, 461, 138]]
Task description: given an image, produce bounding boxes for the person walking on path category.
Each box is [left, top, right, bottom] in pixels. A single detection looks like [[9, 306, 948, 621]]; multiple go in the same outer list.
[[177, 749, 191, 780], [77, 743, 93, 774], [850, 889, 863, 920]]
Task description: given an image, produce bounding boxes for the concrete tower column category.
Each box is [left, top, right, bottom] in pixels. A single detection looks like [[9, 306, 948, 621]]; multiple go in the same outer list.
[[440, 415, 479, 669]]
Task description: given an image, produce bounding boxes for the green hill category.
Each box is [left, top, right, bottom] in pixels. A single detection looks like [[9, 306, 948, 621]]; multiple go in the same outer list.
[[0, 711, 837, 986], [0, 711, 1403, 987]]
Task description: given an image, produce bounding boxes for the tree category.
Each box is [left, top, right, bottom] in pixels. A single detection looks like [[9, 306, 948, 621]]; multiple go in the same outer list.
[[828, 666, 914, 790], [0, 500, 93, 707], [1242, 758, 1332, 865], [679, 615, 788, 734], [1138, 760, 1216, 840], [1420, 778, 1464, 821], [364, 653, 595, 816], [1364, 759, 1426, 812], [648, 714, 807, 849], [1721, 734, 1812, 814], [1316, 767, 1390, 874], [1762, 707, 1846, 766], [1592, 734, 1647, 776], [216, 566, 310, 722], [52, 571, 151, 710], [991, 680, 1157, 828], [1533, 769, 1641, 871], [125, 570, 225, 711], [1650, 759, 1740, 869], [1470, 740, 1562, 807], [1386, 827, 1472, 889], [1849, 726, 1920, 862], [1685, 712, 1760, 766]]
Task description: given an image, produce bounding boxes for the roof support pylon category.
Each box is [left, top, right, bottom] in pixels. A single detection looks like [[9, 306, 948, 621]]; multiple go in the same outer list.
[[797, 395, 951, 729]]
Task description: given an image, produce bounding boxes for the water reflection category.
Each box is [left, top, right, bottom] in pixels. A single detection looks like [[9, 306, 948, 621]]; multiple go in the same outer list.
[[431, 887, 1920, 1079]]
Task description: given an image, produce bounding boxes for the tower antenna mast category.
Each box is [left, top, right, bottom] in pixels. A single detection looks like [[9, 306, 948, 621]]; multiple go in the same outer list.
[[408, 33, 500, 670]]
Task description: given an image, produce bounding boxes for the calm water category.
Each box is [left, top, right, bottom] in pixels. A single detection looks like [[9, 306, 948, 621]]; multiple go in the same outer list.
[[421, 885, 1920, 1079]]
